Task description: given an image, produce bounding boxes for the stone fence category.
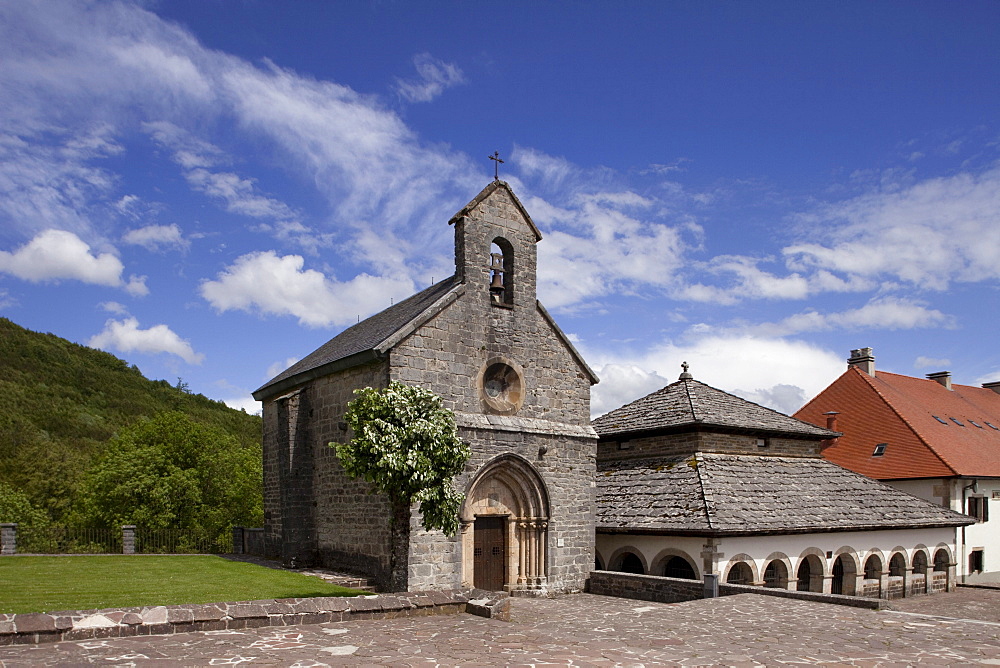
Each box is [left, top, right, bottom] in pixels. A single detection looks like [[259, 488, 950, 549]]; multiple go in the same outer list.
[[0, 524, 231, 555], [0, 589, 511, 646], [587, 570, 887, 610]]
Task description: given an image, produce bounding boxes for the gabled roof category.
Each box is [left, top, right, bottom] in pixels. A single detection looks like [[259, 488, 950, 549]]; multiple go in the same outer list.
[[596, 452, 973, 535], [448, 180, 542, 241], [593, 377, 836, 439], [796, 367, 1000, 479], [253, 277, 462, 400]]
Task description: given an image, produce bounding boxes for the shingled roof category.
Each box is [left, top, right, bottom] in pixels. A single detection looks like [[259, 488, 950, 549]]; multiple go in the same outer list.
[[593, 376, 836, 439], [596, 453, 973, 536], [253, 276, 462, 400], [796, 366, 1000, 478]]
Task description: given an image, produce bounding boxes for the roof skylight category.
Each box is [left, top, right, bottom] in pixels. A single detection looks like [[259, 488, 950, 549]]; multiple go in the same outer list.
[[969, 419, 983, 428], [950, 417, 965, 426], [986, 422, 1000, 431], [932, 415, 948, 424], [872, 443, 887, 457]]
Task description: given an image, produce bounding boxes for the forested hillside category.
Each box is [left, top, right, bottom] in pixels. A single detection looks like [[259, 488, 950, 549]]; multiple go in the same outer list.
[[0, 317, 262, 536]]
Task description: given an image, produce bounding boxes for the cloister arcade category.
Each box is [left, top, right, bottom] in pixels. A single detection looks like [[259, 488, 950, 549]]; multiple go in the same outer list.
[[596, 542, 956, 599]]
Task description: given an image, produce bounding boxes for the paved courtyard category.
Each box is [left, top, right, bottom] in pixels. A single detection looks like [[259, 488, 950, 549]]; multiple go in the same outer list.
[[2, 590, 999, 666]]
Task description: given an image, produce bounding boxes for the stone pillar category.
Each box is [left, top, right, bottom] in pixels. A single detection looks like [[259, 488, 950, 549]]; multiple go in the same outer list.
[[535, 521, 547, 588], [122, 525, 136, 555], [822, 574, 834, 594], [700, 538, 722, 576], [233, 527, 245, 555], [879, 571, 890, 599], [1, 523, 16, 555], [516, 522, 527, 586]]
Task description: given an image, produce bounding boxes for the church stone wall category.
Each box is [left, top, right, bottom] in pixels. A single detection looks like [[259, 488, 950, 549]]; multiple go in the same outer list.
[[262, 359, 400, 587], [406, 428, 596, 593], [597, 431, 821, 462]]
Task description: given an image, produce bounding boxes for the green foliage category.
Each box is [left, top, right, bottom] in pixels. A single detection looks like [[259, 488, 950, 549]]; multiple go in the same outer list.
[[333, 382, 470, 536], [0, 317, 262, 527], [78, 412, 262, 541], [0, 555, 365, 614], [0, 482, 50, 528]]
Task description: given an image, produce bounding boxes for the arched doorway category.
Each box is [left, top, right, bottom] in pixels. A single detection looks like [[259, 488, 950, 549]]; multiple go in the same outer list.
[[663, 556, 697, 580], [726, 562, 754, 585], [763, 560, 789, 588], [796, 555, 824, 592], [461, 455, 550, 592], [615, 552, 645, 574], [832, 555, 857, 596]]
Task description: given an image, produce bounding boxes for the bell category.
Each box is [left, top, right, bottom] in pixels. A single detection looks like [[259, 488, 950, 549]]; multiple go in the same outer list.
[[490, 271, 504, 290]]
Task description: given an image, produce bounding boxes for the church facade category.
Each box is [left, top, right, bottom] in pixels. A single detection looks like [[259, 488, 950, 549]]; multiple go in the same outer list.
[[253, 182, 599, 594]]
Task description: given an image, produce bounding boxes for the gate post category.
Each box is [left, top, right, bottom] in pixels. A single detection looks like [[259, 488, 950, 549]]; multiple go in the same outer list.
[[0, 523, 16, 555], [233, 527, 245, 554], [122, 525, 136, 555], [703, 573, 719, 598]]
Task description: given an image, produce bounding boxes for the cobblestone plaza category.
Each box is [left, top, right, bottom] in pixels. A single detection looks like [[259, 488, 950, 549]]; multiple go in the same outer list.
[[2, 589, 998, 666]]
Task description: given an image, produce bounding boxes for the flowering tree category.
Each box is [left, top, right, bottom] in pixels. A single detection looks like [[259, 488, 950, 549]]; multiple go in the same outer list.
[[332, 382, 469, 590]]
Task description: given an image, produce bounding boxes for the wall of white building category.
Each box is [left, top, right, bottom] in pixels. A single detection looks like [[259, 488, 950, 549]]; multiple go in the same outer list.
[[889, 477, 1000, 583]]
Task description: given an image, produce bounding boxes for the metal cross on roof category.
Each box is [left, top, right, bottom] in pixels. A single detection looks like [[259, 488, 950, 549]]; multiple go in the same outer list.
[[489, 151, 504, 181]]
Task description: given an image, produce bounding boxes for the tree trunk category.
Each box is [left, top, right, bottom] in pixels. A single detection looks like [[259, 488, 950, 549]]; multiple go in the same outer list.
[[388, 498, 411, 592]]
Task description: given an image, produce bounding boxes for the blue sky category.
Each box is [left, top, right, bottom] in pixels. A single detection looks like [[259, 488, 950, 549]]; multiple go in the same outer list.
[[2, 0, 999, 417]]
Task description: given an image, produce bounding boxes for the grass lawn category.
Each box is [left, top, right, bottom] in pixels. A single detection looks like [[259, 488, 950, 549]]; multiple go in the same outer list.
[[0, 555, 368, 614]]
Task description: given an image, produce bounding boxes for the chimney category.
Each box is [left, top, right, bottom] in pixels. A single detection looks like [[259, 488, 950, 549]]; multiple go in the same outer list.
[[981, 381, 1000, 395], [927, 371, 952, 391], [848, 347, 875, 376], [823, 411, 839, 432]]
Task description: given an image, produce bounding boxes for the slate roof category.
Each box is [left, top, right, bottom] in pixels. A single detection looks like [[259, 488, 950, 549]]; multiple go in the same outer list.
[[796, 367, 1000, 478], [253, 276, 461, 400], [593, 377, 836, 439], [596, 452, 973, 535]]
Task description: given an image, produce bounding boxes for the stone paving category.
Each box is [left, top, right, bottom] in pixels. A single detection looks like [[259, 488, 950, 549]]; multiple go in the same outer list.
[[2, 590, 1000, 666]]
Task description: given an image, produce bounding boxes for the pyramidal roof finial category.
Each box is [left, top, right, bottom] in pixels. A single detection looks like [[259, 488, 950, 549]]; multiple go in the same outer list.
[[679, 361, 692, 380]]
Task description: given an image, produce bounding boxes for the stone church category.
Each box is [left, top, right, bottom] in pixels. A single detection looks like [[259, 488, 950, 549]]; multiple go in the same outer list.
[[253, 181, 599, 594]]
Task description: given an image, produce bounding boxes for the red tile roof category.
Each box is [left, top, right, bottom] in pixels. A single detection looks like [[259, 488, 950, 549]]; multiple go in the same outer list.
[[795, 367, 1000, 479]]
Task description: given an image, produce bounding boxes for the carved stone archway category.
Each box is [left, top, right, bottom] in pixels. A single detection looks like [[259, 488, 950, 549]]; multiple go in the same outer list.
[[461, 454, 550, 593]]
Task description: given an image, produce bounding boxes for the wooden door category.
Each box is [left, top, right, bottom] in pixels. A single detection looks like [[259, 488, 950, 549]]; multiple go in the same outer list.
[[473, 517, 506, 591]]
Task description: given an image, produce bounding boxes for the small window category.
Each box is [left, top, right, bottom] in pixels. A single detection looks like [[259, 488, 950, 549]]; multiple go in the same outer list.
[[756, 438, 769, 448], [932, 415, 948, 424], [950, 417, 965, 427], [969, 420, 984, 428], [618, 440, 632, 450], [872, 443, 887, 457], [968, 496, 989, 523], [970, 549, 985, 574]]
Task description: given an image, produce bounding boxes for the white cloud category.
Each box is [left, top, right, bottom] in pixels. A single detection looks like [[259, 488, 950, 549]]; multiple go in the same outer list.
[[586, 335, 845, 417], [122, 223, 189, 252], [89, 317, 204, 364], [145, 122, 299, 221], [223, 395, 262, 416], [741, 297, 954, 338], [266, 357, 300, 380], [915, 356, 951, 370], [200, 251, 415, 328], [679, 255, 810, 305], [0, 229, 148, 295], [530, 190, 693, 310], [395, 53, 465, 103], [785, 166, 1000, 291], [98, 301, 128, 314]]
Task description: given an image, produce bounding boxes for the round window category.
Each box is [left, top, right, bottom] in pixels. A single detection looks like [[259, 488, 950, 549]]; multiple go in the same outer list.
[[480, 361, 524, 414]]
